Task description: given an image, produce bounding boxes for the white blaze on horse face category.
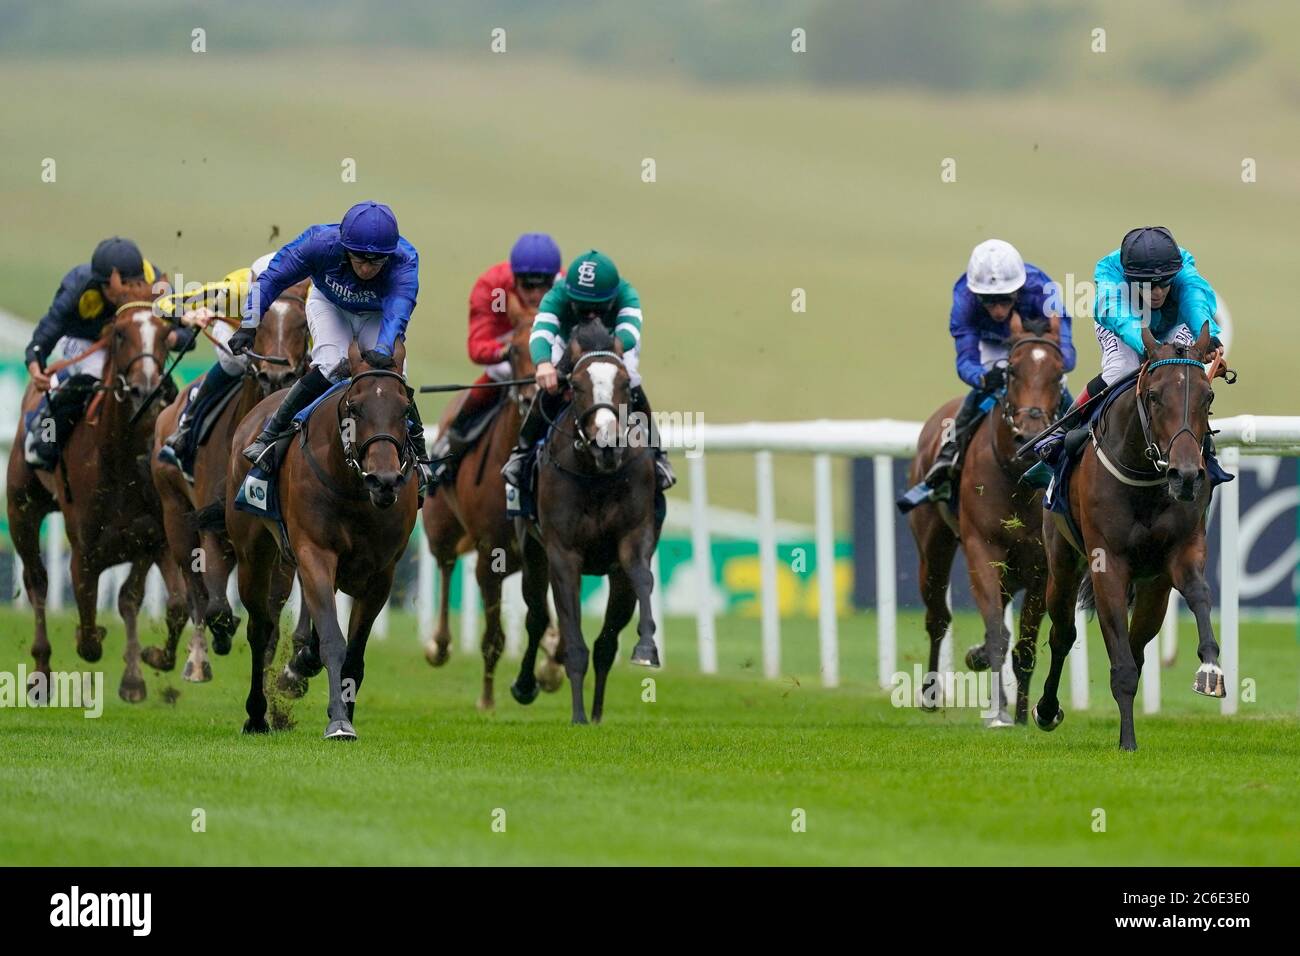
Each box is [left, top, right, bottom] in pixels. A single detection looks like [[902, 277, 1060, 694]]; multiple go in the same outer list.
[[1031, 347, 1047, 362], [134, 312, 160, 390], [587, 362, 618, 446]]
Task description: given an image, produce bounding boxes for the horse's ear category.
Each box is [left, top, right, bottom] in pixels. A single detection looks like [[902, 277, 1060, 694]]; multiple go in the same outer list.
[[1140, 326, 1159, 358], [613, 335, 624, 356], [348, 338, 362, 374], [392, 337, 407, 369], [1047, 313, 1061, 341], [567, 335, 583, 365], [1194, 322, 1212, 356], [1009, 312, 1026, 339]]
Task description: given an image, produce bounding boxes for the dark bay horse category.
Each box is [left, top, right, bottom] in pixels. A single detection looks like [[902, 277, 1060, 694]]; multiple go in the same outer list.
[[1033, 324, 1231, 750], [511, 321, 662, 724], [6, 301, 188, 702], [422, 300, 563, 709], [148, 287, 309, 682], [226, 340, 420, 739], [908, 315, 1066, 725]]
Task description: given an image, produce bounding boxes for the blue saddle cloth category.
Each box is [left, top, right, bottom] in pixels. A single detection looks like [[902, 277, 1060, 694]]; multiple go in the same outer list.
[[233, 381, 349, 542], [1037, 378, 1232, 552]]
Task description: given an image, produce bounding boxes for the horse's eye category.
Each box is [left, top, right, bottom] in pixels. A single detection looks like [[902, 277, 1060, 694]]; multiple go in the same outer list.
[[1148, 391, 1162, 406], [1205, 391, 1216, 407]]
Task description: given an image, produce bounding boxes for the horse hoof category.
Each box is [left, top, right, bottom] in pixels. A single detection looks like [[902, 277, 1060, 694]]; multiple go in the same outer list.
[[324, 719, 357, 741], [118, 677, 147, 704], [76, 626, 107, 663], [630, 643, 661, 668], [140, 646, 175, 672], [1032, 704, 1064, 732], [1192, 663, 1226, 698], [477, 696, 495, 712], [25, 671, 52, 706], [206, 610, 239, 654], [183, 659, 213, 683], [424, 642, 450, 668], [510, 680, 539, 706], [242, 717, 270, 734], [535, 665, 565, 693], [965, 646, 989, 671]]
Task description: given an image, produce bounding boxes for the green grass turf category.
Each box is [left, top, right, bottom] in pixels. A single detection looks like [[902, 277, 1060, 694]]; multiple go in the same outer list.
[[1, 607, 1296, 865]]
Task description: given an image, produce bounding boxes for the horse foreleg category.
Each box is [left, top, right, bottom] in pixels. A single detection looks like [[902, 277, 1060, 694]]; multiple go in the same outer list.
[[1092, 559, 1140, 750], [1032, 524, 1084, 732], [202, 533, 240, 655], [510, 532, 552, 705], [235, 543, 275, 734], [68, 549, 106, 665], [116, 559, 150, 703], [548, 546, 589, 724], [475, 549, 506, 711], [425, 553, 456, 668], [159, 553, 212, 684], [1012, 573, 1047, 725], [295, 546, 352, 740], [591, 569, 637, 724], [147, 493, 198, 673], [263, 562, 297, 672], [340, 570, 393, 724], [1170, 535, 1224, 698], [622, 535, 659, 670], [963, 537, 1013, 727]]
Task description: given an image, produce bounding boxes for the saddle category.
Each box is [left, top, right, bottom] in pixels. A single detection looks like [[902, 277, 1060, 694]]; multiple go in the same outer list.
[[173, 372, 244, 477]]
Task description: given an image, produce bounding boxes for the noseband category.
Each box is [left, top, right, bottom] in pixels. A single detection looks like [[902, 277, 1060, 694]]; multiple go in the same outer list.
[[1135, 357, 1210, 472], [564, 350, 628, 452], [110, 303, 168, 404], [337, 368, 415, 484], [998, 336, 1064, 433]]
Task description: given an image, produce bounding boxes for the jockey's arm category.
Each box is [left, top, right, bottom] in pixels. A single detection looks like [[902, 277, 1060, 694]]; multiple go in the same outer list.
[[948, 285, 986, 388], [1093, 251, 1148, 355], [467, 271, 510, 364], [373, 247, 419, 358], [612, 284, 643, 354], [1173, 259, 1221, 345]]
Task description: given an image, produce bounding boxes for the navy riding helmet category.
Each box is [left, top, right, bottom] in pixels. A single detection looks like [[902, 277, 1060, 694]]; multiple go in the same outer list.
[[340, 201, 400, 255]]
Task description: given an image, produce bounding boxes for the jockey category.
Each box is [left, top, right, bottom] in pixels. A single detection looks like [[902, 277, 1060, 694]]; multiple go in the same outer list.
[[233, 201, 429, 486], [428, 232, 563, 487], [923, 239, 1076, 489], [501, 249, 675, 492], [156, 253, 278, 471], [23, 237, 182, 470], [1032, 226, 1221, 463]]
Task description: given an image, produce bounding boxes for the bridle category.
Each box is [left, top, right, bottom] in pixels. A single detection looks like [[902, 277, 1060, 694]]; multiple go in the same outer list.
[[998, 335, 1065, 436], [336, 368, 415, 485], [110, 301, 169, 405], [1134, 357, 1211, 472], [542, 350, 633, 453]]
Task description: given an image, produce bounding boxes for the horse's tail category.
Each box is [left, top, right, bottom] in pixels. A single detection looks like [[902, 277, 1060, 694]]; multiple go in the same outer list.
[[1075, 573, 1135, 619], [194, 499, 226, 535]]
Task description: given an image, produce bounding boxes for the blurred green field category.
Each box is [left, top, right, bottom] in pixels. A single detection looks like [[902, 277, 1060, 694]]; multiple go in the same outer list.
[[2, 52, 1297, 519], [1, 607, 1296, 865]]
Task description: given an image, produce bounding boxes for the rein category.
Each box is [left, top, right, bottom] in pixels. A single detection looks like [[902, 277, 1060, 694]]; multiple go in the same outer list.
[[337, 369, 416, 484], [997, 336, 1064, 435]]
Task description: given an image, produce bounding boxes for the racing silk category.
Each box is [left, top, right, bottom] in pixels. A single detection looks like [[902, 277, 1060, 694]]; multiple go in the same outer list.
[[467, 261, 561, 365], [157, 267, 256, 322], [949, 262, 1076, 389], [26, 258, 162, 368], [1094, 247, 1219, 355], [243, 223, 419, 356], [529, 281, 643, 365]]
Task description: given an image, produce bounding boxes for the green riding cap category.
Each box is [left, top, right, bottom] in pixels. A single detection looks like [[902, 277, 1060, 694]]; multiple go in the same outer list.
[[564, 249, 620, 303]]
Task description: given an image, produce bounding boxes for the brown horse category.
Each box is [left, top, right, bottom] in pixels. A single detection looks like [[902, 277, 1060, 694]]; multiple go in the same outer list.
[[422, 299, 563, 709], [225, 340, 420, 739], [908, 315, 1066, 725], [1033, 324, 1230, 750], [147, 287, 309, 682], [6, 301, 188, 702], [511, 320, 662, 724]]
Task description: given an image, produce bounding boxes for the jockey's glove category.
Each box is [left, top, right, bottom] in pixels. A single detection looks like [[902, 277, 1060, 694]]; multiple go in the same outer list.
[[981, 365, 1006, 392], [362, 348, 395, 370], [227, 327, 257, 355]]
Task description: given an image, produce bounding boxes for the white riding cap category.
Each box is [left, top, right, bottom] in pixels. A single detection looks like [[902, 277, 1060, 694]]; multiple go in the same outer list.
[[966, 239, 1026, 295]]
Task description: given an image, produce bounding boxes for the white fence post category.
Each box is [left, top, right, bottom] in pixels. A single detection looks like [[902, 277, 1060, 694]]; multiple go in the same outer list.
[[1142, 603, 1164, 714], [1161, 592, 1179, 666], [873, 455, 896, 689], [813, 454, 839, 688], [460, 552, 480, 654], [1070, 608, 1089, 711], [755, 451, 780, 679], [650, 548, 666, 665], [689, 454, 717, 674], [1219, 445, 1241, 715], [417, 529, 434, 641], [47, 513, 65, 613], [145, 565, 164, 620], [503, 572, 524, 657]]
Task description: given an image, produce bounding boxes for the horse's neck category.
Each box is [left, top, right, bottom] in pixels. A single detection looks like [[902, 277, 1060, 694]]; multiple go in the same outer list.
[[233, 376, 262, 422], [1101, 388, 1149, 462], [986, 407, 1023, 476]]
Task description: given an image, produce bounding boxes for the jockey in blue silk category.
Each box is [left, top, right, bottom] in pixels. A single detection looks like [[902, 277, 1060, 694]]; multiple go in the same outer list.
[[232, 201, 430, 487], [924, 238, 1076, 488], [1030, 225, 1222, 464]]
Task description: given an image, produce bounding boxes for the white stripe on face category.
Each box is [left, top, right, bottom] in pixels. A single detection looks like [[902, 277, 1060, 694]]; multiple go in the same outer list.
[[587, 361, 618, 445]]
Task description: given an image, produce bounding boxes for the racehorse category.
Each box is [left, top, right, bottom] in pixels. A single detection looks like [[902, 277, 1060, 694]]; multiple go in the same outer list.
[[6, 300, 188, 702], [422, 296, 564, 709], [1032, 324, 1231, 750], [147, 286, 310, 682], [907, 315, 1066, 725], [225, 340, 420, 739], [510, 320, 662, 724]]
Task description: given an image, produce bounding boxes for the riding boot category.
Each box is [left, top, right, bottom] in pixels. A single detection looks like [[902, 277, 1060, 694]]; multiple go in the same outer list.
[[501, 392, 549, 489], [242, 366, 332, 465], [25, 375, 96, 470], [406, 401, 433, 494], [163, 361, 240, 456], [923, 387, 987, 488], [629, 384, 675, 490]]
